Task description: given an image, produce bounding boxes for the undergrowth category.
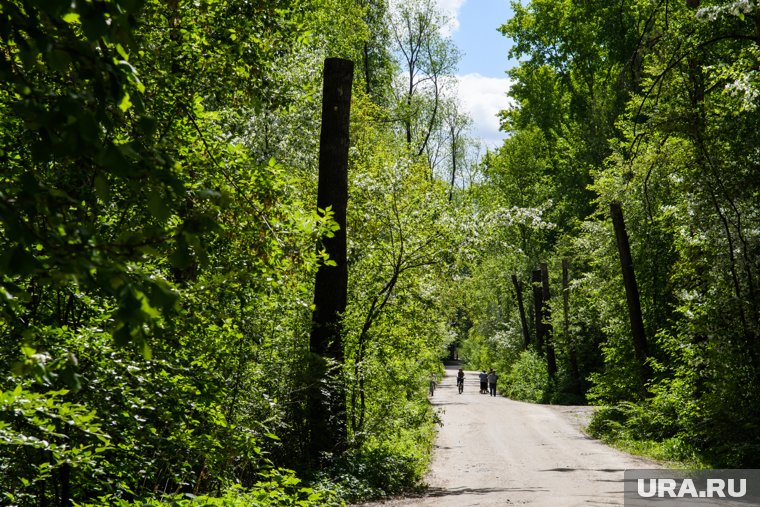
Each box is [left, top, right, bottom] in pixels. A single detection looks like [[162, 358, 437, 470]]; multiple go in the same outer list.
[[587, 403, 708, 469]]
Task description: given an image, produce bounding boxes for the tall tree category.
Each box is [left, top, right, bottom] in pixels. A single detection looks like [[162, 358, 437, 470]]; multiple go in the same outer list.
[[540, 262, 557, 378], [389, 0, 459, 157], [609, 201, 648, 381], [512, 274, 531, 348], [308, 58, 354, 465], [532, 269, 544, 355]]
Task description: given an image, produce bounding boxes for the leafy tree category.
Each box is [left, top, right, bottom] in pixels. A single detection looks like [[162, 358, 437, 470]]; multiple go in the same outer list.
[[388, 0, 460, 159], [0, 0, 354, 503]]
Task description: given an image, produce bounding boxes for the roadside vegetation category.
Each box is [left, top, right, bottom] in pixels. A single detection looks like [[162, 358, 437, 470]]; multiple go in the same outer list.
[[2, 1, 759, 505]]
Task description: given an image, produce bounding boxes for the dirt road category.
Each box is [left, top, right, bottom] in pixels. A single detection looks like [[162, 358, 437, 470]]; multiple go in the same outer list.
[[363, 363, 658, 507]]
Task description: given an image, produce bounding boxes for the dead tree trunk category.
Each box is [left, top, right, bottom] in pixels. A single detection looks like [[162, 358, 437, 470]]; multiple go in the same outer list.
[[532, 269, 544, 356], [512, 274, 530, 348], [541, 263, 557, 379], [610, 201, 649, 382], [308, 58, 354, 466]]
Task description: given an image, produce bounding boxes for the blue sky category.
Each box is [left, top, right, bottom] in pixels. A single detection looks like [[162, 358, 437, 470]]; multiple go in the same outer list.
[[435, 0, 517, 148], [450, 0, 516, 76]]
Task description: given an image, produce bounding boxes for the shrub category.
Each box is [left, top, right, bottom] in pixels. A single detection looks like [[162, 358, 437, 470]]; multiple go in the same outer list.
[[503, 350, 548, 403], [72, 473, 342, 506]]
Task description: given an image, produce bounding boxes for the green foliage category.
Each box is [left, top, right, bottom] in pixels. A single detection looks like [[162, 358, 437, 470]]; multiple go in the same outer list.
[[0, 385, 110, 503], [313, 439, 431, 502], [586, 403, 703, 467], [503, 350, 548, 403], [1, 0, 465, 504], [72, 472, 343, 506], [340, 89, 456, 460], [579, 0, 760, 468], [8, 0, 758, 500]]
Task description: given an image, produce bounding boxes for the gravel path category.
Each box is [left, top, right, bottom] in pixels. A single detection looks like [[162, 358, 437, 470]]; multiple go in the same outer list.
[[356, 363, 659, 506]]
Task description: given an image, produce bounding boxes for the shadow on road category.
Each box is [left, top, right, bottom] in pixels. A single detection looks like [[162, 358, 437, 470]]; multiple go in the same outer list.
[[428, 400, 466, 406], [425, 485, 549, 498], [540, 467, 626, 473]]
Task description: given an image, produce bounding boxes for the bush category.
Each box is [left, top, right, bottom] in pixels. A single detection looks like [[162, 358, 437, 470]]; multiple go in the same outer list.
[[586, 403, 701, 466], [503, 350, 548, 403], [312, 443, 428, 502], [72, 473, 343, 506]]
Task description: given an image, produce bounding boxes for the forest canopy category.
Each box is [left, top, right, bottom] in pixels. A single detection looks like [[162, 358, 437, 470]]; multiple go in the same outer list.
[[1, 0, 759, 506]]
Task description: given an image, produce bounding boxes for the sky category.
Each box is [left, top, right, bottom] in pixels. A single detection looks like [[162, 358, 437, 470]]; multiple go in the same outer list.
[[434, 0, 517, 149]]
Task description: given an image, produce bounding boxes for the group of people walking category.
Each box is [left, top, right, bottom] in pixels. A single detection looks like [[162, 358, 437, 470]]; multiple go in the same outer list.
[[479, 369, 499, 396], [455, 368, 498, 396]]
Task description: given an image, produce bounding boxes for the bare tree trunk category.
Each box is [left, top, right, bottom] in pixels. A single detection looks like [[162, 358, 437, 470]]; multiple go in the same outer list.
[[512, 274, 530, 348], [610, 201, 649, 382], [308, 58, 353, 466], [541, 263, 557, 379]]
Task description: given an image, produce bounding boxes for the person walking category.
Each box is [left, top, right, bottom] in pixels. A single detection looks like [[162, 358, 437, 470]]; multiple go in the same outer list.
[[456, 368, 465, 394], [487, 369, 498, 397], [478, 370, 488, 394]]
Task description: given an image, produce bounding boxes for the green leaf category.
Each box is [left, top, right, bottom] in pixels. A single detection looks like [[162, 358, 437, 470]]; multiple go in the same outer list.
[[115, 44, 129, 60], [7, 246, 42, 276], [148, 281, 179, 310], [62, 12, 80, 24], [94, 173, 110, 201], [118, 93, 132, 113], [147, 191, 171, 221]]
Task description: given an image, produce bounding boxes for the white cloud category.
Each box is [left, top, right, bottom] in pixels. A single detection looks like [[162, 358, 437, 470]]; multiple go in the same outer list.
[[455, 73, 513, 149]]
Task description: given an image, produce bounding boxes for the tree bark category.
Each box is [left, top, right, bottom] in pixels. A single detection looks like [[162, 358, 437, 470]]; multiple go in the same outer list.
[[610, 201, 649, 380], [363, 41, 372, 96], [532, 269, 544, 355], [58, 449, 71, 506], [308, 58, 353, 466], [512, 274, 530, 348], [448, 121, 457, 202], [563, 258, 581, 394], [540, 263, 557, 379]]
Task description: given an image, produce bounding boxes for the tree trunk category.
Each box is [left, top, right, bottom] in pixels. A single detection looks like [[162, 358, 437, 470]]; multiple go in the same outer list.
[[532, 269, 544, 355], [59, 461, 71, 506], [308, 58, 353, 466], [563, 258, 581, 394], [540, 263, 557, 379], [448, 122, 457, 202], [363, 41, 372, 96], [512, 274, 530, 348], [610, 201, 649, 381]]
